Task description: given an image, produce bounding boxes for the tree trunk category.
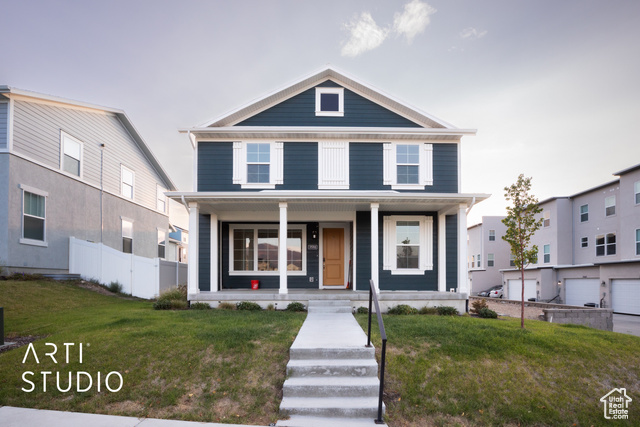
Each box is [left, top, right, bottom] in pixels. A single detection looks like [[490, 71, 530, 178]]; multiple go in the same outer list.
[[520, 266, 525, 329]]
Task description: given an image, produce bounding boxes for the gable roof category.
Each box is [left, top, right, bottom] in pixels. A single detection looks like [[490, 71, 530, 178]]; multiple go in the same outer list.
[[0, 85, 177, 191], [199, 67, 468, 130]]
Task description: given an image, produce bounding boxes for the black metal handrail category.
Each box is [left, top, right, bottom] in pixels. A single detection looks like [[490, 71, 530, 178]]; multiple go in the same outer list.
[[367, 280, 387, 424]]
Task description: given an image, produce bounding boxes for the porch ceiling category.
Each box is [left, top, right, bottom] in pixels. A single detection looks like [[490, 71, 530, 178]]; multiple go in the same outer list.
[[168, 191, 489, 215]]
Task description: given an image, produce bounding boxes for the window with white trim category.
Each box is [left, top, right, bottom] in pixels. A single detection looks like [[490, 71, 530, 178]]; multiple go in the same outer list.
[[605, 196, 616, 216], [121, 166, 134, 199], [122, 219, 133, 254], [157, 186, 167, 213], [487, 253, 495, 267], [61, 131, 82, 177], [315, 87, 344, 117], [229, 225, 306, 275], [635, 182, 640, 205], [543, 211, 550, 227], [383, 215, 433, 275], [232, 141, 284, 189], [488, 230, 495, 241], [596, 233, 616, 256], [383, 143, 433, 190], [543, 244, 550, 263], [580, 204, 588, 222], [158, 229, 166, 259], [21, 186, 47, 245], [509, 254, 515, 267], [477, 253, 481, 268]]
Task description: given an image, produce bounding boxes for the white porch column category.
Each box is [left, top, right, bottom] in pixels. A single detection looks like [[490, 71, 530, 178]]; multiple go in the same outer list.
[[438, 212, 447, 292], [370, 203, 379, 292], [279, 202, 288, 294], [188, 202, 199, 296], [458, 204, 469, 295], [210, 213, 218, 292]]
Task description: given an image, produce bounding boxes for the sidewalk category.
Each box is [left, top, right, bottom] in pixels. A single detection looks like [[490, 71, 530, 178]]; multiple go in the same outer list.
[[0, 406, 259, 427]]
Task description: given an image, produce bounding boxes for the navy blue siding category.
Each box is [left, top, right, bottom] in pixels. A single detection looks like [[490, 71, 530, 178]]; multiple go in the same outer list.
[[198, 214, 211, 291], [446, 215, 458, 291], [198, 142, 318, 191], [236, 80, 422, 128], [432, 144, 458, 193], [220, 222, 320, 289], [355, 211, 439, 291], [350, 143, 384, 191]]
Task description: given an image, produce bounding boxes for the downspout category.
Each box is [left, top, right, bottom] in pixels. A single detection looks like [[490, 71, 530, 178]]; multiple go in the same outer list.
[[466, 196, 477, 215]]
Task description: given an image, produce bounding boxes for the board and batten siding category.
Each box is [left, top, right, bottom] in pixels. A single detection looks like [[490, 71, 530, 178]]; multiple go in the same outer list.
[[0, 102, 8, 149], [235, 80, 423, 128], [11, 99, 167, 212]]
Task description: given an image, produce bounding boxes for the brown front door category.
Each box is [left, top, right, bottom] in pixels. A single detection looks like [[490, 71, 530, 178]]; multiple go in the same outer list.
[[323, 228, 345, 287]]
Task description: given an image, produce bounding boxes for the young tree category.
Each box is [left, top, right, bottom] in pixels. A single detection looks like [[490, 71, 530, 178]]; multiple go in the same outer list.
[[502, 175, 543, 328]]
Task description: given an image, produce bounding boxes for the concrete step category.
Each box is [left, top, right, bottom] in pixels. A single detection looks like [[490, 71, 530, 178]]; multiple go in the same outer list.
[[280, 396, 384, 418], [287, 358, 379, 377], [308, 306, 352, 314], [276, 415, 386, 426], [283, 376, 380, 398], [290, 346, 375, 361], [308, 300, 351, 307]]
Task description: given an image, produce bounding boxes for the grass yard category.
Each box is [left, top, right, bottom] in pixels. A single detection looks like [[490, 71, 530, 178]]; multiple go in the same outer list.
[[0, 279, 305, 425], [357, 313, 640, 426]]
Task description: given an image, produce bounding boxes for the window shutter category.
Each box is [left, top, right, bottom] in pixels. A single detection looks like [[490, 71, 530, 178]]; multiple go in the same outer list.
[[420, 144, 433, 186], [273, 142, 284, 185], [232, 142, 244, 184], [422, 217, 434, 270], [383, 216, 393, 270], [318, 141, 349, 189], [383, 143, 393, 186]]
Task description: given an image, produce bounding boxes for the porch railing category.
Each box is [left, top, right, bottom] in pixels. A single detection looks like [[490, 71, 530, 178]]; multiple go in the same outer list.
[[367, 279, 387, 424]]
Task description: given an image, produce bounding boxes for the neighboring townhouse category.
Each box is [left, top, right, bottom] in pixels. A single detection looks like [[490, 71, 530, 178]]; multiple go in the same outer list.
[[501, 164, 640, 315], [0, 86, 177, 275], [168, 67, 489, 310], [467, 216, 511, 294]]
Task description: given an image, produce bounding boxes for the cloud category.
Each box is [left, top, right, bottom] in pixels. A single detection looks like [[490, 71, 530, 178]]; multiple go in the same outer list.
[[460, 27, 488, 40], [393, 0, 437, 43], [341, 12, 390, 57]]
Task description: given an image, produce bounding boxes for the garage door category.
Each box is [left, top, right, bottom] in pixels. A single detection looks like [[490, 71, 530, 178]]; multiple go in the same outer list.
[[507, 279, 537, 301], [565, 279, 601, 307], [612, 279, 640, 315]]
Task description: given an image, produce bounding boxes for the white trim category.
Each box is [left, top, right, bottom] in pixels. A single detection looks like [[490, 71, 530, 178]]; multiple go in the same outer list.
[[318, 141, 350, 189], [157, 227, 167, 259], [121, 164, 135, 200], [193, 139, 199, 191], [19, 183, 48, 197], [59, 130, 84, 179], [383, 142, 433, 190], [156, 185, 167, 213], [279, 203, 288, 294], [21, 185, 47, 245], [438, 212, 447, 291], [371, 203, 379, 291], [457, 204, 468, 294], [232, 141, 284, 189], [210, 214, 219, 292], [19, 238, 48, 247], [188, 204, 199, 295], [315, 87, 344, 117], [319, 222, 351, 289], [383, 215, 433, 275]]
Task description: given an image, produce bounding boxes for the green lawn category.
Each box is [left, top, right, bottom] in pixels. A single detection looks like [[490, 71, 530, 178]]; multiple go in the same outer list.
[[357, 313, 640, 426], [0, 279, 305, 425]]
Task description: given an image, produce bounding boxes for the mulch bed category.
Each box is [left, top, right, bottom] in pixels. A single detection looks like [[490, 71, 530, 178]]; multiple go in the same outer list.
[[0, 335, 46, 355]]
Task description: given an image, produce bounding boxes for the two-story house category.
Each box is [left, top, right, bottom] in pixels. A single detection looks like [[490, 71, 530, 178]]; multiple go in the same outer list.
[[0, 86, 176, 275], [500, 164, 640, 315], [467, 216, 511, 295], [168, 67, 488, 311]]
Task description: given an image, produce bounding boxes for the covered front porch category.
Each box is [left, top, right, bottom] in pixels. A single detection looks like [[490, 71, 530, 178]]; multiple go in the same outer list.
[[170, 190, 485, 299]]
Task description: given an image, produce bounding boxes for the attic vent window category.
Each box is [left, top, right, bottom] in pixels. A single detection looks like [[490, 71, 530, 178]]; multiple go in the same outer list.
[[315, 87, 344, 117]]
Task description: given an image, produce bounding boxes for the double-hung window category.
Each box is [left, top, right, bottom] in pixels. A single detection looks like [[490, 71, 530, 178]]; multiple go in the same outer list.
[[487, 253, 495, 267], [229, 225, 306, 275], [635, 182, 640, 205], [61, 131, 82, 177], [20, 185, 47, 246], [596, 233, 616, 256], [233, 141, 284, 189], [383, 216, 433, 275], [580, 204, 589, 222], [543, 211, 550, 227], [383, 143, 433, 190], [121, 166, 134, 199], [122, 219, 133, 254], [636, 229, 640, 256], [488, 230, 496, 241], [157, 229, 166, 259], [581, 237, 588, 248], [543, 244, 550, 263], [605, 196, 616, 216]]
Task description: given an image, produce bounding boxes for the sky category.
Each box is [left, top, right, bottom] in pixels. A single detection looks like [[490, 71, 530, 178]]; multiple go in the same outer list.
[[1, 0, 639, 226]]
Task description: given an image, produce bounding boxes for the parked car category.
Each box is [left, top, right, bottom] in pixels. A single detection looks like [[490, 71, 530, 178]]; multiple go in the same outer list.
[[479, 285, 502, 298], [488, 286, 504, 298]]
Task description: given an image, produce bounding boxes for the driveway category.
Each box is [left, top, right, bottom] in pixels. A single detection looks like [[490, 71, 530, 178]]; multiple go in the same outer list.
[[613, 314, 640, 337]]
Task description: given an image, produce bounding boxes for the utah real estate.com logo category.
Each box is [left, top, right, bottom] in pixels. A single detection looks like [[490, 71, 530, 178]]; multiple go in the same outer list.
[[600, 388, 632, 420]]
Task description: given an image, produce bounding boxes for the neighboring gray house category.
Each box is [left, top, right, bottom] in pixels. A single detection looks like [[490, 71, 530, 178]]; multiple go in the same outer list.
[[0, 86, 177, 274], [467, 216, 511, 294], [501, 164, 640, 315]]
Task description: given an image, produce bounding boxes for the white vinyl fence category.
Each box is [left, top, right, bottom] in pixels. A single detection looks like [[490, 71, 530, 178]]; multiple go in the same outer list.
[[69, 237, 186, 299]]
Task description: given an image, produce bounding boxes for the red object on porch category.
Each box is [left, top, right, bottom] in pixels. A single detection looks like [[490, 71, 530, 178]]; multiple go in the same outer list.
[[251, 280, 259, 290]]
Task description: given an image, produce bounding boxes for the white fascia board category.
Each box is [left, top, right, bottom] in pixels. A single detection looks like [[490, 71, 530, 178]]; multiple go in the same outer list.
[[2, 86, 124, 115], [180, 126, 477, 138]]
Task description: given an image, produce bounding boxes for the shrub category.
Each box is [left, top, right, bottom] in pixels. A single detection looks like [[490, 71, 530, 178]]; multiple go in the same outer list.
[[108, 281, 123, 293], [218, 302, 236, 310], [158, 285, 187, 302], [356, 306, 369, 314], [285, 302, 306, 312], [478, 307, 498, 319], [236, 301, 262, 311], [419, 306, 439, 315], [436, 306, 459, 316], [190, 302, 211, 310], [266, 303, 275, 311], [153, 299, 188, 310], [471, 298, 489, 314], [388, 304, 418, 315]]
